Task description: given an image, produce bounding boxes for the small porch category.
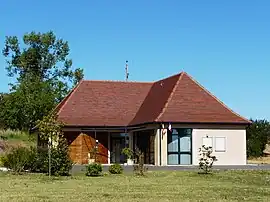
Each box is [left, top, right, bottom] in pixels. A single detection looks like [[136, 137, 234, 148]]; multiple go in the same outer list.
[[63, 126, 157, 165]]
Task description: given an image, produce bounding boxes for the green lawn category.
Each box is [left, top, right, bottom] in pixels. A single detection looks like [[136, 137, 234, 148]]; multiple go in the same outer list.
[[0, 170, 270, 202]]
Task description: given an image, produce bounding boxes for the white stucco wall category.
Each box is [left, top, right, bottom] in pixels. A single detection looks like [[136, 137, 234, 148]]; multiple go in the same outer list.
[[154, 129, 160, 166], [154, 128, 168, 166], [154, 124, 247, 166], [192, 129, 246, 165]]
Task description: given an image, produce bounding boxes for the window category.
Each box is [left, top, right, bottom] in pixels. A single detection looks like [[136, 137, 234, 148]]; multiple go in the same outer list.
[[167, 128, 192, 165], [215, 137, 226, 152], [202, 136, 213, 147]]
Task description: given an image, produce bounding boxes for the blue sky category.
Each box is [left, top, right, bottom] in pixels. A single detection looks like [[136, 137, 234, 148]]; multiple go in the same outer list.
[[0, 0, 270, 120]]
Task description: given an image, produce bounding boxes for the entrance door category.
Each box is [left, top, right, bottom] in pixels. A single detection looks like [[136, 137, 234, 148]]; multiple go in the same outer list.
[[167, 129, 192, 165], [110, 136, 126, 164], [133, 130, 155, 164]]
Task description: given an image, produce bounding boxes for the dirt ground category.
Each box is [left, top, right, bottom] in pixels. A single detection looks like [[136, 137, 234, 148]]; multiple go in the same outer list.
[[248, 156, 270, 164]]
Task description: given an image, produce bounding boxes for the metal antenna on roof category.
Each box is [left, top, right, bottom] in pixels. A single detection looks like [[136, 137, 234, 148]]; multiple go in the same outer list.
[[125, 60, 129, 81]]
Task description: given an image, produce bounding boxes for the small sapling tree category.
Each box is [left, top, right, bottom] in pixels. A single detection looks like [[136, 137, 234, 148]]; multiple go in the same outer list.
[[198, 145, 217, 174], [37, 113, 72, 176]]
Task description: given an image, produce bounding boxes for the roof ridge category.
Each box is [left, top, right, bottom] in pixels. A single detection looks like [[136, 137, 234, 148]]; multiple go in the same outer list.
[[184, 73, 251, 123], [156, 71, 183, 82], [155, 72, 184, 121], [55, 80, 84, 116], [82, 79, 153, 84]]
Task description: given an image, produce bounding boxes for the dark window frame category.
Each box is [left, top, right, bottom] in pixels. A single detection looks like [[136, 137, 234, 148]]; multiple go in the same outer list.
[[167, 128, 192, 165], [133, 130, 155, 165]]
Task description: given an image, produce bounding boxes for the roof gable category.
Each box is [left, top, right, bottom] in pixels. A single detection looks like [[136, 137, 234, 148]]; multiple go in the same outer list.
[[155, 72, 250, 124]]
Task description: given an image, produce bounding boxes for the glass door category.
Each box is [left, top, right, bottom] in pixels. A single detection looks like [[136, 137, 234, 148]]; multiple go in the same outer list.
[[110, 134, 126, 164], [167, 129, 192, 165]]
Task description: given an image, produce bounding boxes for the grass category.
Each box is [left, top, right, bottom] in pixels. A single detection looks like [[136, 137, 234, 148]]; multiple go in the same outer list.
[[0, 170, 270, 201], [0, 129, 35, 143], [248, 156, 270, 164], [0, 129, 36, 150], [0, 129, 36, 166]]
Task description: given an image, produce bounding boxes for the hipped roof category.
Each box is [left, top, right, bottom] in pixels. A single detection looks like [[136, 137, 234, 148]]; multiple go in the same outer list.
[[56, 72, 250, 127]]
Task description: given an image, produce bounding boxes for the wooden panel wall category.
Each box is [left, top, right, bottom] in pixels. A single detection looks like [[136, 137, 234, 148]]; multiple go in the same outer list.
[[64, 131, 108, 164]]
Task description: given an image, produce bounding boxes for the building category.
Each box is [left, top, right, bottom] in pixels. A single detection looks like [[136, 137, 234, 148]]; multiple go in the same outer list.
[[55, 71, 250, 165]]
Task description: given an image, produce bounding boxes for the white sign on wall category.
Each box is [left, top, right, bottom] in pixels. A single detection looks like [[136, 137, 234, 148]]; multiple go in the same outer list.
[[215, 137, 226, 152], [202, 136, 213, 147]]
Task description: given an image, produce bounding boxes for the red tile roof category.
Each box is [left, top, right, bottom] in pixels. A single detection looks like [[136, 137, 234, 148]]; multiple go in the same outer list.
[[57, 80, 152, 126], [56, 72, 250, 126]]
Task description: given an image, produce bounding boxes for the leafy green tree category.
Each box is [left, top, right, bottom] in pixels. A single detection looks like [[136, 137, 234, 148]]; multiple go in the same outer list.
[[1, 31, 84, 130], [37, 113, 72, 176], [0, 93, 9, 128], [246, 119, 270, 157]]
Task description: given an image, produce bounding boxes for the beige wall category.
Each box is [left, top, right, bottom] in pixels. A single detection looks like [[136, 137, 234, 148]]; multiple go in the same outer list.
[[154, 129, 168, 166], [154, 129, 160, 166], [192, 129, 246, 165], [161, 130, 168, 166], [154, 124, 247, 166]]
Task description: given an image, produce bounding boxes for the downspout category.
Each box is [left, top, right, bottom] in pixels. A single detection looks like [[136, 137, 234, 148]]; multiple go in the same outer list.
[[159, 127, 162, 166], [125, 127, 127, 147], [94, 130, 98, 163]]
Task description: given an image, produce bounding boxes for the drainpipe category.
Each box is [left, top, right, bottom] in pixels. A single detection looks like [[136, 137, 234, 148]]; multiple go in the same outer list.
[[159, 127, 162, 166], [125, 127, 128, 147]]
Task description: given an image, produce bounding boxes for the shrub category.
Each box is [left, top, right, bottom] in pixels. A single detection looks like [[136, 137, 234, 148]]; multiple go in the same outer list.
[[48, 138, 73, 176], [1, 137, 72, 176], [108, 164, 123, 174], [0, 155, 3, 166], [29, 147, 48, 173], [121, 147, 133, 159], [86, 163, 102, 176], [133, 148, 147, 176], [198, 145, 217, 174], [0, 155, 7, 167], [34, 138, 72, 176], [1, 146, 35, 173]]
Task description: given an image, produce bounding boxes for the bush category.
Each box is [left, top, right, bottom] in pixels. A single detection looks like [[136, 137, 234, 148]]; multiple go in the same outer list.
[[133, 148, 147, 176], [86, 163, 102, 176], [121, 147, 133, 159], [0, 155, 3, 166], [1, 146, 35, 173], [33, 138, 72, 176], [31, 147, 48, 173], [48, 138, 73, 176], [2, 138, 73, 176], [198, 145, 217, 174], [108, 164, 123, 174]]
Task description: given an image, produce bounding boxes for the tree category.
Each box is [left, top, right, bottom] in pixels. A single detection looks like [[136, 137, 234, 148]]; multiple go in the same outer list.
[[246, 119, 270, 157], [1, 31, 84, 130], [0, 93, 9, 128], [37, 113, 72, 176], [198, 145, 217, 174], [0, 80, 56, 130]]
